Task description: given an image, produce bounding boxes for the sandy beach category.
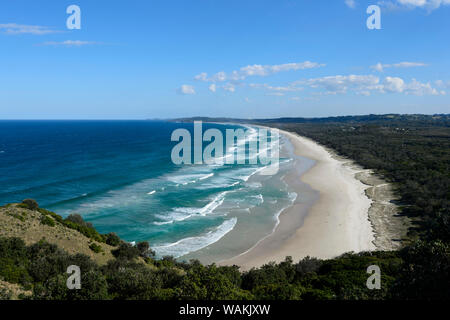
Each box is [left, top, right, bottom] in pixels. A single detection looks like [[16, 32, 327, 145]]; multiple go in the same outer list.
[[221, 129, 378, 270]]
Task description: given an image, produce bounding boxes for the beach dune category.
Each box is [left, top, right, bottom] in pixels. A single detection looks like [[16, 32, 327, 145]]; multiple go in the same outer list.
[[221, 129, 376, 270]]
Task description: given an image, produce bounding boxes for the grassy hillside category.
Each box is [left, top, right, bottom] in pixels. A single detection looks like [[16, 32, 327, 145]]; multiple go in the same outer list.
[[0, 203, 114, 265]]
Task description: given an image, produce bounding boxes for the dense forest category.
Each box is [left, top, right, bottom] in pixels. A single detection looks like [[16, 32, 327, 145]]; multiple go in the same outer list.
[[1, 114, 449, 300]]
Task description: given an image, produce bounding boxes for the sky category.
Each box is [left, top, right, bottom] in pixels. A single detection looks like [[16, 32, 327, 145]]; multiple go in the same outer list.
[[0, 0, 449, 119]]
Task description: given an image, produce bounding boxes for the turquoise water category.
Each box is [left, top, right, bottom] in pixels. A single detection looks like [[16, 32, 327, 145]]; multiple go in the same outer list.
[[0, 120, 295, 260]]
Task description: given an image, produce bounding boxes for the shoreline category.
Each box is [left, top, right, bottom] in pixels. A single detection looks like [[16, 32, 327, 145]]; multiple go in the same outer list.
[[220, 128, 382, 270]]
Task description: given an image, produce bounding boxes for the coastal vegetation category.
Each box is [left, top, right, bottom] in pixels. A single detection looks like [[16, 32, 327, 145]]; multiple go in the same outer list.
[[1, 114, 449, 300], [255, 114, 449, 244]]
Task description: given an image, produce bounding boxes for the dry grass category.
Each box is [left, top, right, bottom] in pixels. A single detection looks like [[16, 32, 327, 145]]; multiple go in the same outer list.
[[0, 204, 115, 265]]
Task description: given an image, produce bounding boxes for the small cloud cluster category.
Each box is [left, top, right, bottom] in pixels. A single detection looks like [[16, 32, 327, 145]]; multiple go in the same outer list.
[[371, 61, 428, 72], [196, 61, 324, 83], [345, 0, 357, 9], [177, 85, 196, 95], [0, 23, 58, 35], [298, 74, 444, 96], [41, 40, 99, 47], [249, 74, 445, 96], [1, 22, 101, 48], [435, 80, 450, 94], [249, 83, 304, 96], [190, 61, 324, 94], [183, 61, 447, 98], [382, 77, 442, 95], [302, 75, 380, 95], [435, 80, 450, 88], [208, 84, 216, 93], [379, 0, 450, 11]]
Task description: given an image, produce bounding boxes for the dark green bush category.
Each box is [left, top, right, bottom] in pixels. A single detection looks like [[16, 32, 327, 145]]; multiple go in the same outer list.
[[26, 240, 69, 283], [33, 270, 109, 300], [21, 199, 39, 211], [38, 208, 64, 223], [62, 214, 104, 243], [111, 243, 140, 260], [102, 259, 162, 300], [104, 232, 121, 246], [89, 243, 103, 253], [65, 214, 93, 229], [0, 237, 32, 285], [136, 241, 155, 258], [40, 215, 55, 227]]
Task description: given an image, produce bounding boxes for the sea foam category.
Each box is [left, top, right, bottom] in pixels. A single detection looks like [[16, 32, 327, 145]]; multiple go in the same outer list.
[[153, 217, 238, 258]]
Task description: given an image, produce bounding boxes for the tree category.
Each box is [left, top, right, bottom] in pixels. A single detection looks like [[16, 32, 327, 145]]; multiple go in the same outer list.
[[104, 233, 121, 246], [111, 243, 140, 260], [22, 199, 38, 211], [136, 241, 155, 258], [65, 214, 93, 229]]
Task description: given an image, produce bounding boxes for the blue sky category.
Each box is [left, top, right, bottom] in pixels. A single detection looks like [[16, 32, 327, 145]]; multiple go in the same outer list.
[[0, 0, 449, 119]]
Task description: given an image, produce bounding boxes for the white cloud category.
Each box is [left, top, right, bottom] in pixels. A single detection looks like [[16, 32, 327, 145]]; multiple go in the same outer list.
[[208, 83, 216, 92], [371, 61, 428, 72], [404, 78, 439, 95], [435, 80, 450, 89], [0, 23, 59, 35], [381, 77, 440, 95], [345, 0, 357, 8], [249, 83, 304, 94], [223, 83, 235, 92], [301, 75, 381, 95], [379, 0, 450, 11], [177, 85, 195, 95], [194, 61, 325, 83], [398, 0, 428, 6], [41, 40, 99, 47], [383, 77, 405, 92], [298, 74, 442, 96], [211, 71, 227, 82], [194, 72, 208, 81]]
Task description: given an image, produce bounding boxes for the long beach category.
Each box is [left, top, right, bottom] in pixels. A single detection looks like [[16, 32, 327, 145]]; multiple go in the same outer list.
[[221, 128, 376, 270]]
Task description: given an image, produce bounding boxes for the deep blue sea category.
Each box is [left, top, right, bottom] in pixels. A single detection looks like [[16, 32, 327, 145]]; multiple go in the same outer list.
[[0, 120, 296, 260]]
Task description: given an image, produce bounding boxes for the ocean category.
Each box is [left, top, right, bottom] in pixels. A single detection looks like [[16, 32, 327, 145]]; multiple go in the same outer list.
[[0, 120, 297, 262]]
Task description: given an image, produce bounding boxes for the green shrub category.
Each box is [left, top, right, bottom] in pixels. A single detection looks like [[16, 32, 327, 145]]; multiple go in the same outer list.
[[38, 208, 63, 223], [102, 259, 162, 299], [32, 270, 109, 300], [65, 214, 93, 229], [40, 215, 55, 227], [111, 243, 140, 260], [104, 233, 121, 246], [7, 212, 25, 222], [0, 287, 12, 300], [89, 243, 103, 253], [26, 240, 69, 283], [62, 214, 104, 243], [0, 237, 32, 285]]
